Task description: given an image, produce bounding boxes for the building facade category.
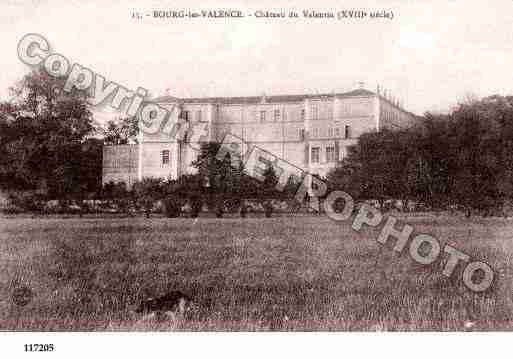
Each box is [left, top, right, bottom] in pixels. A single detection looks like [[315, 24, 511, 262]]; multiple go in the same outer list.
[[102, 88, 416, 186]]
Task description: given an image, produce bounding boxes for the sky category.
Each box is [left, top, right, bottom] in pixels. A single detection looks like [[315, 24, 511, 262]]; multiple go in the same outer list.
[[1, 0, 513, 121]]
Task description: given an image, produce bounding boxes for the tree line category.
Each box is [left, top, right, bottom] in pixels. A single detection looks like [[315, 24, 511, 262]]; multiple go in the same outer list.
[[327, 95, 513, 216], [100, 143, 298, 218], [2, 69, 513, 217]]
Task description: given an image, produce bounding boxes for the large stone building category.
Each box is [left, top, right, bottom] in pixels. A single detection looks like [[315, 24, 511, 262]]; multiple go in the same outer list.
[[102, 87, 416, 186]]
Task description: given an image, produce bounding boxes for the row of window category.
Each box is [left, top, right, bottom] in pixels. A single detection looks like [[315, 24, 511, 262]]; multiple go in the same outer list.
[[259, 109, 283, 122], [163, 145, 340, 166], [259, 107, 322, 122], [183, 105, 369, 123], [257, 103, 369, 122], [181, 110, 202, 122], [162, 150, 170, 165], [300, 125, 351, 140], [382, 109, 407, 125], [311, 146, 337, 163], [164, 147, 337, 166]]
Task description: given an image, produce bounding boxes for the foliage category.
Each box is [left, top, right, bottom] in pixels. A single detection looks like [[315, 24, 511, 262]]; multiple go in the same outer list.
[[132, 178, 163, 217], [162, 196, 183, 218], [327, 95, 513, 214], [101, 117, 139, 145], [189, 197, 203, 218], [0, 69, 94, 195], [102, 181, 131, 213], [162, 174, 204, 218], [192, 142, 297, 217], [8, 192, 46, 212], [262, 200, 274, 218], [192, 142, 240, 216]]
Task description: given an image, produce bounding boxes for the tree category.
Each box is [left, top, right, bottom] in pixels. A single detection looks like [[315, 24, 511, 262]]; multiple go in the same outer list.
[[0, 69, 94, 196], [192, 142, 242, 217], [101, 117, 139, 145], [132, 178, 163, 218], [327, 94, 513, 216], [102, 181, 130, 214], [258, 166, 280, 217], [79, 139, 103, 196], [162, 174, 205, 218], [327, 129, 412, 208]]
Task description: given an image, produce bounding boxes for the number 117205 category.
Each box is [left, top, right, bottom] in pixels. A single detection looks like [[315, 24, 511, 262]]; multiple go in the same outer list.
[[24, 344, 55, 352]]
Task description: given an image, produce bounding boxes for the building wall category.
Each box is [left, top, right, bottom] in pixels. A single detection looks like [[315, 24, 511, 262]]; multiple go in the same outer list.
[[102, 145, 139, 186], [378, 97, 416, 130], [102, 91, 417, 186], [303, 96, 377, 177]]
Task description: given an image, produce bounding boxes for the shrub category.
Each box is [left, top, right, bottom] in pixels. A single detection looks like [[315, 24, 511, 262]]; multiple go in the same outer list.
[[225, 197, 242, 213], [190, 196, 203, 218], [132, 178, 163, 218], [163, 196, 183, 218], [2, 204, 23, 215], [263, 200, 273, 218], [8, 192, 46, 213], [240, 202, 247, 218], [101, 181, 131, 214], [286, 199, 302, 213], [215, 204, 224, 218]]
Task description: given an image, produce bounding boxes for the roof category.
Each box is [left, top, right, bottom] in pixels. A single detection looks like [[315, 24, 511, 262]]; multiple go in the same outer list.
[[153, 88, 376, 105]]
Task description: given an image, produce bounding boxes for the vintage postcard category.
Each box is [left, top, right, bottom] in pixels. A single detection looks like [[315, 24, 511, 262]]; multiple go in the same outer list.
[[0, 0, 511, 357]]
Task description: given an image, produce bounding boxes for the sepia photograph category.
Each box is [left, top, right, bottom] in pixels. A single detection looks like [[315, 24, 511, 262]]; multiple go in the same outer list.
[[0, 0, 512, 356]]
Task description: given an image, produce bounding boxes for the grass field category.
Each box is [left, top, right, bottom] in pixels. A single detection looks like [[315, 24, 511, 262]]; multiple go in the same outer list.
[[0, 214, 512, 331]]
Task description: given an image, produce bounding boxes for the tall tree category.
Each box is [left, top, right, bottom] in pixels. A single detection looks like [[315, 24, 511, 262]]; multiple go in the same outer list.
[[192, 142, 240, 212], [327, 94, 513, 215], [0, 69, 94, 195]]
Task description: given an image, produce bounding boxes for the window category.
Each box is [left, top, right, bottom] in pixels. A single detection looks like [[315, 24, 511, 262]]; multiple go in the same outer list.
[[311, 147, 320, 163], [312, 105, 318, 120], [342, 103, 351, 116], [335, 127, 340, 137], [312, 128, 319, 138], [162, 150, 170, 165], [301, 109, 305, 120], [274, 109, 280, 121], [312, 177, 320, 191], [196, 110, 202, 121], [326, 146, 335, 162], [328, 128, 334, 137], [182, 110, 189, 121], [345, 125, 351, 139], [260, 110, 266, 122], [299, 128, 305, 141]]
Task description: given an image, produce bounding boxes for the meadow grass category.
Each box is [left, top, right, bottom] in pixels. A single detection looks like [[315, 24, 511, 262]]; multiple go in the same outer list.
[[0, 214, 511, 331]]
